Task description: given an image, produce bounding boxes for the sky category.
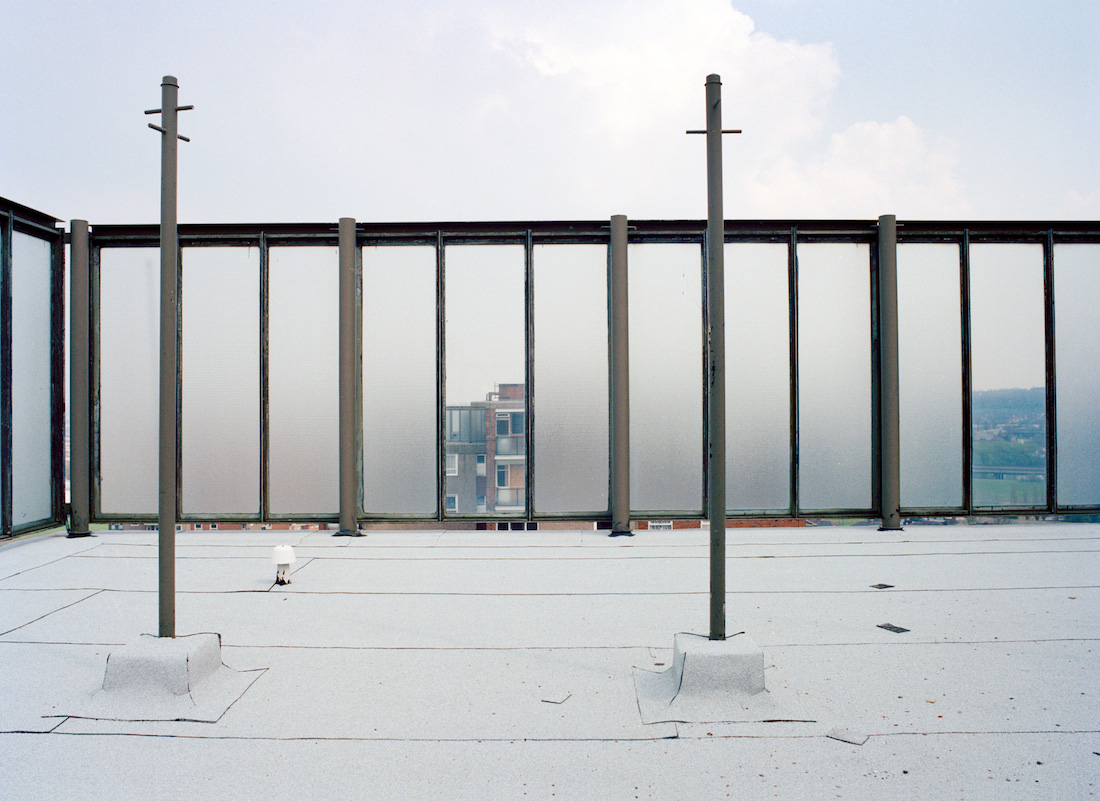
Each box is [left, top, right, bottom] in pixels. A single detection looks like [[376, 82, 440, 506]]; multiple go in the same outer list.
[[2, 0, 1098, 224]]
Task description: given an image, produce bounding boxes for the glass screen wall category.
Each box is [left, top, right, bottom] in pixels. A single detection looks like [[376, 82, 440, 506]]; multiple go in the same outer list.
[[180, 246, 261, 516], [532, 244, 609, 515], [724, 242, 790, 513], [98, 248, 160, 516], [796, 242, 872, 511], [628, 243, 703, 514], [444, 244, 526, 516], [10, 231, 54, 528], [362, 245, 439, 515], [1053, 244, 1100, 507], [969, 243, 1046, 509], [896, 243, 964, 509], [268, 246, 339, 516]]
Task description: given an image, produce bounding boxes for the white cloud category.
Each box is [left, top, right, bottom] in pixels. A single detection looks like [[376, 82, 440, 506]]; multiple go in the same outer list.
[[744, 116, 971, 218], [483, 0, 969, 219]]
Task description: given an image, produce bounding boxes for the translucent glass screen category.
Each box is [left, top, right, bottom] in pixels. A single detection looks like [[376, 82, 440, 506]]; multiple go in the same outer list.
[[969, 244, 1046, 509], [268, 247, 339, 515], [11, 232, 53, 526], [181, 247, 260, 515], [628, 243, 703, 513], [797, 242, 872, 511], [724, 243, 790, 512], [362, 246, 438, 515], [1053, 244, 1100, 506], [98, 248, 159, 515], [896, 244, 963, 509], [445, 245, 525, 515], [533, 244, 609, 514]]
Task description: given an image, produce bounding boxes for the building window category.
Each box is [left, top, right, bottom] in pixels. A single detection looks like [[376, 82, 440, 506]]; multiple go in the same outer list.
[[511, 411, 524, 433], [496, 414, 510, 436], [445, 495, 457, 512], [445, 453, 458, 476], [496, 465, 508, 488], [476, 453, 486, 477], [477, 495, 486, 512]]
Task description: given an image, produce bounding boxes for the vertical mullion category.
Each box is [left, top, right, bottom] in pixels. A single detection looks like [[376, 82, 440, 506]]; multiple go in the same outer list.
[[1044, 229, 1057, 512], [89, 242, 102, 522], [0, 212, 11, 537], [788, 227, 799, 517], [524, 230, 534, 522], [259, 233, 269, 522], [50, 227, 66, 529], [436, 233, 445, 521], [960, 230, 973, 514]]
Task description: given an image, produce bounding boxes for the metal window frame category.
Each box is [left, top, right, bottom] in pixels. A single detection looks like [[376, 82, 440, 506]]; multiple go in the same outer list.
[[69, 217, 1100, 531], [0, 198, 65, 539]]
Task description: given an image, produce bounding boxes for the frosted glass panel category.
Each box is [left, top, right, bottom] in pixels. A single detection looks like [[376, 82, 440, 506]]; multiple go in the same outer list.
[[11, 232, 53, 526], [445, 245, 525, 516], [725, 243, 790, 512], [363, 246, 438, 515], [797, 242, 872, 511], [181, 247, 260, 515], [897, 244, 963, 509], [969, 244, 1046, 509], [99, 248, 159, 514], [533, 244, 609, 514], [628, 243, 703, 513], [268, 247, 339, 515], [1054, 245, 1100, 506]]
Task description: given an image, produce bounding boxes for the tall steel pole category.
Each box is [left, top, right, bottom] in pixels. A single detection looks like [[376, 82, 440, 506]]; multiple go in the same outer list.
[[704, 74, 727, 640], [147, 76, 191, 638]]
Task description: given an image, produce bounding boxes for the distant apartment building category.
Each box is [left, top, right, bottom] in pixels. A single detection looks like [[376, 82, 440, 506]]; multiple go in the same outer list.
[[445, 383, 525, 515]]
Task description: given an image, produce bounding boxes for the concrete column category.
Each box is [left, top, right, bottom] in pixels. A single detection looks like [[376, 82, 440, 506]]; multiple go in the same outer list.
[[704, 74, 727, 641], [157, 76, 181, 638], [67, 220, 91, 537], [609, 215, 631, 536], [337, 217, 360, 536], [877, 214, 902, 530]]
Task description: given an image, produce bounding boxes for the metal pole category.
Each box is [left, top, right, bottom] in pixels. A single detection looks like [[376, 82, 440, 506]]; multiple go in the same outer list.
[[609, 215, 631, 536], [68, 220, 91, 537], [337, 217, 359, 535], [877, 214, 902, 530], [157, 76, 181, 638], [705, 74, 726, 640]]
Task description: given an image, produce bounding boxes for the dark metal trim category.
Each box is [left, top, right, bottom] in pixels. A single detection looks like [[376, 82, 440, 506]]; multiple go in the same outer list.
[[788, 227, 800, 517], [960, 231, 974, 514], [524, 230, 535, 520], [0, 210, 12, 538], [436, 232, 445, 522], [1044, 230, 1058, 512], [258, 233, 270, 522]]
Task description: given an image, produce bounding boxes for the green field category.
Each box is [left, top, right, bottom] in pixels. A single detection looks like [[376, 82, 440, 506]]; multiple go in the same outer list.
[[972, 478, 1045, 507]]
